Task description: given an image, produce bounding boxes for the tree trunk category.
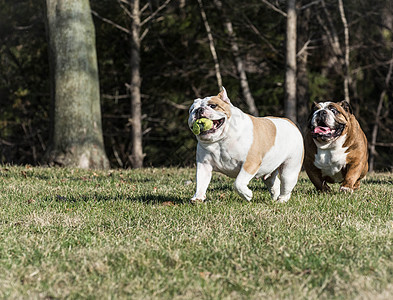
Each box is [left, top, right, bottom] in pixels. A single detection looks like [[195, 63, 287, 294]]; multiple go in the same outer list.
[[214, 0, 258, 116], [129, 0, 144, 168], [44, 0, 109, 169], [369, 51, 393, 172], [319, 0, 353, 103], [197, 0, 222, 89], [284, 0, 297, 123], [338, 0, 350, 103], [296, 3, 310, 129]]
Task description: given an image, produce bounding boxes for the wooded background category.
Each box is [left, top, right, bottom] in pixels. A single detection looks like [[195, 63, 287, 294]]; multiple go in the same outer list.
[[0, 0, 392, 171]]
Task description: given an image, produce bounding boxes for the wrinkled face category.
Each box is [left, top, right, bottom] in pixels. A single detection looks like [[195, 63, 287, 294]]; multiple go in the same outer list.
[[310, 101, 352, 143], [188, 90, 232, 142]]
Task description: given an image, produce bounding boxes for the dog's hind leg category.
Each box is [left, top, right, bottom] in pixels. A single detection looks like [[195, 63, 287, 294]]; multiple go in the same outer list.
[[277, 160, 302, 203], [263, 169, 280, 200]]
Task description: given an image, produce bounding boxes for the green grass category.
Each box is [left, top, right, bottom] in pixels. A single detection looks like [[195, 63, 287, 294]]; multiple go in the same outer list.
[[0, 166, 392, 299]]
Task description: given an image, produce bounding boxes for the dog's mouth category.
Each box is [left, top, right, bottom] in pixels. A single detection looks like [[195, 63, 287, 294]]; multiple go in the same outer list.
[[311, 121, 345, 141], [200, 118, 225, 135]]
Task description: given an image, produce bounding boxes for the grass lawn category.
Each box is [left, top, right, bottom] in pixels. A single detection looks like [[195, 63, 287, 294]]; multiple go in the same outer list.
[[0, 166, 392, 299]]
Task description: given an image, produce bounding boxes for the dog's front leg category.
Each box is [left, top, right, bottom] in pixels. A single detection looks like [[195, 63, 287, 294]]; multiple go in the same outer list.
[[340, 162, 366, 192], [191, 162, 213, 203]]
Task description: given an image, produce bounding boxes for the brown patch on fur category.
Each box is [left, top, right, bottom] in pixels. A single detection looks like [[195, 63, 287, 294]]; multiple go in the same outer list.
[[243, 116, 276, 175], [341, 113, 368, 188], [208, 96, 232, 119]]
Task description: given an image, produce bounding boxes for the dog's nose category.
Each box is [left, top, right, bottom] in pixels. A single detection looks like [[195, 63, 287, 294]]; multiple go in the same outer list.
[[195, 107, 204, 117], [319, 110, 327, 117]]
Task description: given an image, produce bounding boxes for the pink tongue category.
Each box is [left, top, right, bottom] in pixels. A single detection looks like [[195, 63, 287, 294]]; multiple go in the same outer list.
[[314, 126, 331, 134]]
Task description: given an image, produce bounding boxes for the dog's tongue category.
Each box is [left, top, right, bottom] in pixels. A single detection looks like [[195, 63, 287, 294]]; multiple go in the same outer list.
[[314, 126, 331, 134]]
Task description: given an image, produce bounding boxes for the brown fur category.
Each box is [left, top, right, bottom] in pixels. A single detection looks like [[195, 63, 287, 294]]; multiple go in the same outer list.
[[304, 102, 368, 192], [207, 94, 232, 120], [243, 116, 276, 175]]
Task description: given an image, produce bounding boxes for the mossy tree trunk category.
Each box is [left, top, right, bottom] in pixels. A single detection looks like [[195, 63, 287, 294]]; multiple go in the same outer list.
[[44, 0, 109, 169]]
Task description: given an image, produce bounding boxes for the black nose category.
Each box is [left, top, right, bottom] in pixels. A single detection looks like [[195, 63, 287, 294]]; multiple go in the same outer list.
[[195, 107, 204, 118], [320, 110, 327, 116]]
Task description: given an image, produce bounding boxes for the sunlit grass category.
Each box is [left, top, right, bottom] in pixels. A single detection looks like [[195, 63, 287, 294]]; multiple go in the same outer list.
[[0, 166, 392, 299]]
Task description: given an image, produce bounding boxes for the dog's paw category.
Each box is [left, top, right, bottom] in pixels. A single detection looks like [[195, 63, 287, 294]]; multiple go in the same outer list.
[[339, 186, 354, 193], [269, 188, 280, 201], [321, 181, 331, 192], [190, 196, 206, 204], [277, 194, 291, 203], [234, 183, 252, 201]]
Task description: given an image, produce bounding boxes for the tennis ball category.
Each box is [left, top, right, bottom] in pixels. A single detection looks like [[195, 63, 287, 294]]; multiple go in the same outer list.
[[192, 118, 213, 135]]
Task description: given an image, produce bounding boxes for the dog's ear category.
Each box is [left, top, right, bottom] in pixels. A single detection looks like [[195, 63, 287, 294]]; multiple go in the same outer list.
[[218, 86, 231, 104], [311, 101, 319, 112], [339, 100, 353, 114], [307, 101, 318, 125]]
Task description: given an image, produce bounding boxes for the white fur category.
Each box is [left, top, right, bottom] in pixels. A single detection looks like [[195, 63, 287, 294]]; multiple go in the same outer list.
[[311, 101, 337, 128], [313, 134, 348, 182], [190, 93, 304, 202]]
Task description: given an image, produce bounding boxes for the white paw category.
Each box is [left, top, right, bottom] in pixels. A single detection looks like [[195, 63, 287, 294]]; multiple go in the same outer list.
[[190, 198, 205, 204], [269, 187, 280, 201], [234, 183, 253, 201], [277, 194, 291, 203], [339, 186, 354, 193], [190, 195, 206, 204], [241, 190, 253, 201]]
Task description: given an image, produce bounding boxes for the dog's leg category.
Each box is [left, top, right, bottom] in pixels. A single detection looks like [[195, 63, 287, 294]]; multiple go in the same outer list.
[[234, 167, 255, 201], [191, 162, 213, 203], [277, 161, 302, 203], [263, 169, 280, 200], [305, 162, 331, 192], [340, 163, 365, 192], [353, 178, 361, 190]]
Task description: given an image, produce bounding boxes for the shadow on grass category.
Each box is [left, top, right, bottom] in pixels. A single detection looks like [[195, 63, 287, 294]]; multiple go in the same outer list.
[[363, 177, 393, 185], [53, 193, 186, 205]]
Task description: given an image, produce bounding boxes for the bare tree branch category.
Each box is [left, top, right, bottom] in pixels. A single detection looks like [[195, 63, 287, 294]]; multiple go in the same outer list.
[[117, 0, 132, 19], [91, 9, 131, 34], [197, 0, 222, 89], [140, 0, 172, 27], [241, 13, 281, 56], [260, 0, 287, 17], [300, 0, 322, 10], [214, 0, 258, 116], [369, 50, 393, 172], [319, 0, 343, 59], [297, 39, 311, 58], [163, 99, 190, 110]]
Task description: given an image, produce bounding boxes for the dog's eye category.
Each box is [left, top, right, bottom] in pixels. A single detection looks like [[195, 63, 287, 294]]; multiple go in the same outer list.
[[208, 104, 217, 109], [331, 108, 338, 115]]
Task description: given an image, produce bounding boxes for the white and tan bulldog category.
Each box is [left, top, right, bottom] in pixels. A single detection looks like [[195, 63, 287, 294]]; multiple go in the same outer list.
[[304, 100, 368, 192], [188, 87, 304, 203]]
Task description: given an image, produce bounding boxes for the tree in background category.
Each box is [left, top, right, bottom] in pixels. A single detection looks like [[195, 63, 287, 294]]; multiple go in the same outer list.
[[92, 0, 171, 168], [213, 0, 258, 116], [197, 0, 223, 89], [284, 0, 297, 123], [296, 1, 312, 129], [1, 0, 392, 170], [44, 0, 109, 169], [129, 0, 144, 168]]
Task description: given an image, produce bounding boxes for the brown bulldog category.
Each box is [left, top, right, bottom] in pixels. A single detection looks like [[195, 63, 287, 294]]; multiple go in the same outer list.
[[304, 100, 368, 192]]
